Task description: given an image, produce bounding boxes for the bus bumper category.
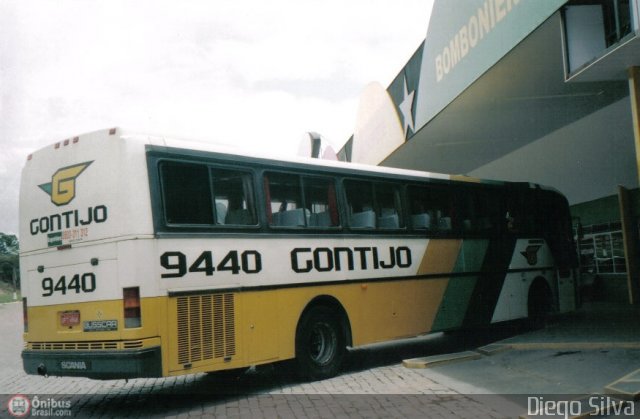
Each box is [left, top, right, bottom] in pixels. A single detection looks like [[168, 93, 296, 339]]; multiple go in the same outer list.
[[22, 346, 162, 380]]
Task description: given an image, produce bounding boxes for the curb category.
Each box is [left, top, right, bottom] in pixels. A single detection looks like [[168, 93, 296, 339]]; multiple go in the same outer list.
[[476, 343, 512, 356], [505, 341, 640, 350], [403, 350, 482, 369]]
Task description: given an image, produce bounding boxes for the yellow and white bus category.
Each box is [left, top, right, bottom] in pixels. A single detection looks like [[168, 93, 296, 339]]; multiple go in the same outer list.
[[20, 128, 577, 380]]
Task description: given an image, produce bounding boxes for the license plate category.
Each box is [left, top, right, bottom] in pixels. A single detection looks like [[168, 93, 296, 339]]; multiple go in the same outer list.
[[60, 311, 80, 327]]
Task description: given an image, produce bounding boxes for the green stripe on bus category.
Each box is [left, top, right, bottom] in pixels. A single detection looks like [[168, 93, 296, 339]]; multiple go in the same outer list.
[[431, 240, 489, 332]]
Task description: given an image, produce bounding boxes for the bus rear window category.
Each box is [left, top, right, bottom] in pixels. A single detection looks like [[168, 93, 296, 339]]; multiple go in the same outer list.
[[160, 162, 213, 225]]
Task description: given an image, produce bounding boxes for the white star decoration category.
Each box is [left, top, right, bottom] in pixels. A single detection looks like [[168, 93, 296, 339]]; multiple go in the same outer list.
[[398, 76, 415, 137]]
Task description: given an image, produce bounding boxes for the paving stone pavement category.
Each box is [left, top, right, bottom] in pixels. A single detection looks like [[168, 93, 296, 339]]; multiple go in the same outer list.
[[0, 302, 518, 418], [0, 359, 514, 417]]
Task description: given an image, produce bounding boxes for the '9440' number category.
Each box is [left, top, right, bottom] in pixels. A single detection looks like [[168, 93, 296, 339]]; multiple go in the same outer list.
[[42, 273, 96, 297], [160, 250, 262, 278]]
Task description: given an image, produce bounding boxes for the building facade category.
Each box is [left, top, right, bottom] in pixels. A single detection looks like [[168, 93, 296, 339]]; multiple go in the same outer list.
[[339, 0, 640, 303]]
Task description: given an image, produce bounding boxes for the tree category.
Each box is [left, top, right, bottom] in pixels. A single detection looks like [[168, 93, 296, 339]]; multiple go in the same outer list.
[[0, 233, 18, 255], [0, 233, 19, 290]]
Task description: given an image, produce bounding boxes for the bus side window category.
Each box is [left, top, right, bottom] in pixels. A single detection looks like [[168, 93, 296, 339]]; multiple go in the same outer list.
[[375, 183, 403, 229], [211, 168, 256, 226], [344, 180, 403, 230], [303, 176, 340, 228], [407, 185, 453, 233], [506, 194, 526, 234], [459, 189, 503, 234], [344, 180, 375, 229], [160, 162, 214, 225], [265, 172, 305, 227]]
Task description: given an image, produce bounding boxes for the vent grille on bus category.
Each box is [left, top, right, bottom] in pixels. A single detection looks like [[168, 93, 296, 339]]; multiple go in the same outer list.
[[30, 341, 118, 351], [176, 293, 236, 365], [28, 340, 152, 351]]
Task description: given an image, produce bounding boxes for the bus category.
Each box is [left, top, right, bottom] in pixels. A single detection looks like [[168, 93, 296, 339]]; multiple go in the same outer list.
[[20, 127, 577, 381]]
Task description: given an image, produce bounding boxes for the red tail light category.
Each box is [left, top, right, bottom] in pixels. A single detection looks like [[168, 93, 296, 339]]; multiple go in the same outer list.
[[123, 287, 141, 328], [23, 298, 28, 333]]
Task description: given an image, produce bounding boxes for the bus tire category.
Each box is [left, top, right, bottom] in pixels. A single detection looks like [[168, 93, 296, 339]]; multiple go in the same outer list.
[[295, 305, 345, 381], [528, 279, 551, 329]]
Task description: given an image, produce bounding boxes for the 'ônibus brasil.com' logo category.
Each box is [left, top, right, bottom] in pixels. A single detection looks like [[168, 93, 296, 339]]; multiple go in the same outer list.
[[38, 161, 93, 206]]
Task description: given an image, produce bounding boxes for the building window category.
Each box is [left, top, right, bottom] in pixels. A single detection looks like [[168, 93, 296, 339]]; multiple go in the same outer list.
[[563, 0, 634, 73], [578, 222, 626, 274]]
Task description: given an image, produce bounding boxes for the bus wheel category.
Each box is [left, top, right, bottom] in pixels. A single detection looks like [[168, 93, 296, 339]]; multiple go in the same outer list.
[[528, 279, 551, 329], [295, 305, 345, 381]]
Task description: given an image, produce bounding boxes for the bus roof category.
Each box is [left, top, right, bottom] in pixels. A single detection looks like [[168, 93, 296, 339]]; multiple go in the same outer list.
[[123, 128, 560, 192], [28, 127, 559, 192], [123, 130, 453, 181]]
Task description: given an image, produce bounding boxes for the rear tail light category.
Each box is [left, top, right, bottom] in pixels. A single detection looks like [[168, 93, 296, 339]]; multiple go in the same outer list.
[[123, 287, 141, 328], [23, 298, 28, 333]]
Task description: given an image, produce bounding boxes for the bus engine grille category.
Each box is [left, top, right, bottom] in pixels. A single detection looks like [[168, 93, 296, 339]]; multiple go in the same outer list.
[[176, 293, 236, 365]]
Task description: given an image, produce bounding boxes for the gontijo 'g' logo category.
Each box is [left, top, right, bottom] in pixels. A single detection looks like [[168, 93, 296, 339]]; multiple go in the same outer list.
[[521, 245, 541, 266], [38, 161, 93, 206]]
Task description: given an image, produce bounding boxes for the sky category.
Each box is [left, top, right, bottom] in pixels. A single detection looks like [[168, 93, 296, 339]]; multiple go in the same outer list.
[[0, 0, 434, 236]]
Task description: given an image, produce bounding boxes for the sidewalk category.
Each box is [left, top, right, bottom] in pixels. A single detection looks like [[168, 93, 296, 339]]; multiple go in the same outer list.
[[404, 301, 640, 398], [399, 302, 640, 417], [501, 301, 640, 349], [501, 301, 640, 401]]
